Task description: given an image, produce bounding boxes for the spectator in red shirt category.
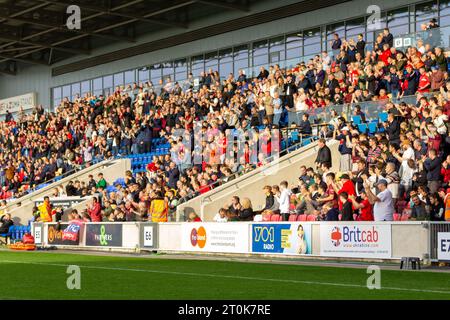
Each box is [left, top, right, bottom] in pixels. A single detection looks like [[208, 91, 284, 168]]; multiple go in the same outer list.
[[87, 196, 102, 222], [188, 212, 202, 222], [442, 155, 450, 186], [350, 191, 374, 221], [334, 174, 356, 210], [417, 67, 431, 93]]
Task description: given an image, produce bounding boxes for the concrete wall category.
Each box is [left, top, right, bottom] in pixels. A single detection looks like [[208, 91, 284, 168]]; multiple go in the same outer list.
[[7, 158, 130, 225], [177, 140, 339, 222], [0, 0, 424, 105]]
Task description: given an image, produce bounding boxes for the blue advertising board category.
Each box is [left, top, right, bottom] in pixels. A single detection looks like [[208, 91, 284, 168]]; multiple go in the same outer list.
[[252, 223, 312, 255]]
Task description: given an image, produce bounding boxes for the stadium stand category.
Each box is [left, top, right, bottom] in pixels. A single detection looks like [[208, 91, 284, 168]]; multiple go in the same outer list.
[[0, 12, 449, 228]]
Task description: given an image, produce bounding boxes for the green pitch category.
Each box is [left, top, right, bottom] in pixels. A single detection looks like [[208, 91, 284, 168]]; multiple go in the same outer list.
[[0, 250, 449, 300]]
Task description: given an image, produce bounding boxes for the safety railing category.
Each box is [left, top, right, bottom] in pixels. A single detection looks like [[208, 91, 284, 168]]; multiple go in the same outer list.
[[428, 222, 450, 262]]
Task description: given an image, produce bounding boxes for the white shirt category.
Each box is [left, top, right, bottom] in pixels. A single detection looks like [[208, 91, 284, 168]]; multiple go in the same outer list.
[[213, 214, 228, 222], [374, 189, 394, 221], [434, 114, 448, 134], [279, 188, 292, 214]]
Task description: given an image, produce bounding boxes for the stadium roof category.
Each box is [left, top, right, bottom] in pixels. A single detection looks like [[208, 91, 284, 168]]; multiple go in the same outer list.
[[0, 0, 256, 75], [0, 0, 349, 76]]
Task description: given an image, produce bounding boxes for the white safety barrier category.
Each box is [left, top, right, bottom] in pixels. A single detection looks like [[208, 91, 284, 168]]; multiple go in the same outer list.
[[31, 221, 448, 262]]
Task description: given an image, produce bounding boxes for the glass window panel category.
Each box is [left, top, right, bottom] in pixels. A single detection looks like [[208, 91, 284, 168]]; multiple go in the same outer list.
[[286, 47, 302, 59], [269, 36, 284, 51], [269, 36, 285, 61], [191, 55, 204, 69], [52, 87, 61, 99], [220, 62, 233, 80], [388, 24, 410, 37], [62, 85, 70, 98], [124, 70, 135, 85], [53, 99, 61, 107], [205, 51, 218, 69], [93, 77, 102, 90], [304, 43, 321, 56], [162, 62, 173, 79], [253, 53, 268, 66], [252, 40, 268, 57], [138, 67, 149, 82], [233, 45, 248, 60], [326, 22, 345, 44], [440, 14, 450, 27], [441, 0, 450, 19], [103, 87, 112, 96], [286, 33, 302, 49], [175, 72, 187, 82], [113, 72, 124, 87], [71, 83, 80, 96], [81, 80, 90, 94], [415, 1, 438, 30], [387, 7, 409, 27], [175, 59, 187, 72], [174, 59, 187, 81], [269, 52, 280, 63], [103, 75, 113, 88], [366, 30, 375, 43], [150, 64, 162, 83], [303, 28, 321, 45], [219, 48, 233, 63], [234, 59, 248, 77]]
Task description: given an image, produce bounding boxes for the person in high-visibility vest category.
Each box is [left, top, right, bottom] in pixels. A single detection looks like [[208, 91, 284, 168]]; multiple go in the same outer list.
[[444, 188, 450, 222], [38, 196, 54, 222], [149, 192, 169, 222]]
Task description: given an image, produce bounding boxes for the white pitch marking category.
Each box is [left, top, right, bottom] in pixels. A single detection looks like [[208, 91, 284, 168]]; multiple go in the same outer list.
[[1, 260, 449, 295]]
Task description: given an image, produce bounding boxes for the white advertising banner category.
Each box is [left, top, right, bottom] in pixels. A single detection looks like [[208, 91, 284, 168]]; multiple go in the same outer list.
[[0, 92, 36, 115], [143, 226, 154, 247], [437, 232, 450, 261], [181, 223, 250, 253], [320, 224, 392, 258]]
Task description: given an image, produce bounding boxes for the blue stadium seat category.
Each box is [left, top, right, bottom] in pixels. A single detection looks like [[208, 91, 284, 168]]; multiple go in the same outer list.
[[379, 112, 388, 123], [368, 121, 378, 134], [352, 115, 362, 125], [357, 124, 368, 133]]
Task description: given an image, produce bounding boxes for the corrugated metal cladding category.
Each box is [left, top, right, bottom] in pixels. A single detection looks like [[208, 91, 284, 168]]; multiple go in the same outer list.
[[52, 0, 350, 76]]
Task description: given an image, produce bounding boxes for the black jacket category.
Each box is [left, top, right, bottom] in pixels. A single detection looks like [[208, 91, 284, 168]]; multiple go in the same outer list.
[[0, 216, 13, 234], [424, 157, 442, 181], [263, 194, 275, 211], [386, 119, 401, 142], [315, 145, 332, 168], [341, 201, 354, 221], [239, 208, 254, 221]]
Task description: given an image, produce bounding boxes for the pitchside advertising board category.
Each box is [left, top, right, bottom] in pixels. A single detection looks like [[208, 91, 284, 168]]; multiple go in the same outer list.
[[139, 223, 158, 249], [320, 224, 392, 258], [181, 223, 250, 253], [47, 223, 80, 246], [252, 223, 312, 255], [437, 232, 450, 261], [85, 224, 123, 247]]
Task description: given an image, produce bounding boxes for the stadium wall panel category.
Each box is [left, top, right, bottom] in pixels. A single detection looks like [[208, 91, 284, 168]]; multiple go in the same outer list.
[[0, 0, 422, 106]]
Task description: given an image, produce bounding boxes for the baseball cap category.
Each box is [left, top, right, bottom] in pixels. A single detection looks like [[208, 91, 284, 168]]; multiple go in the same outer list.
[[342, 126, 350, 131], [374, 179, 388, 186]]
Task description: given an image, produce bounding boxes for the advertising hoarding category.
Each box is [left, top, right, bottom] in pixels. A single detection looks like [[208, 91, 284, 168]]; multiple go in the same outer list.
[[251, 223, 312, 255], [181, 223, 249, 253], [320, 224, 391, 258]]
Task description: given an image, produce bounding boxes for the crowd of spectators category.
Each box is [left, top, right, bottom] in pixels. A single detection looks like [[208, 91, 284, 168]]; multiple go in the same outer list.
[[2, 22, 450, 223]]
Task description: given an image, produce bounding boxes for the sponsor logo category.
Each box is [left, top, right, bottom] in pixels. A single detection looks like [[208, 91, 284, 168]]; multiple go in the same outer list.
[[331, 226, 379, 247], [190, 226, 206, 248], [331, 227, 342, 246]]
